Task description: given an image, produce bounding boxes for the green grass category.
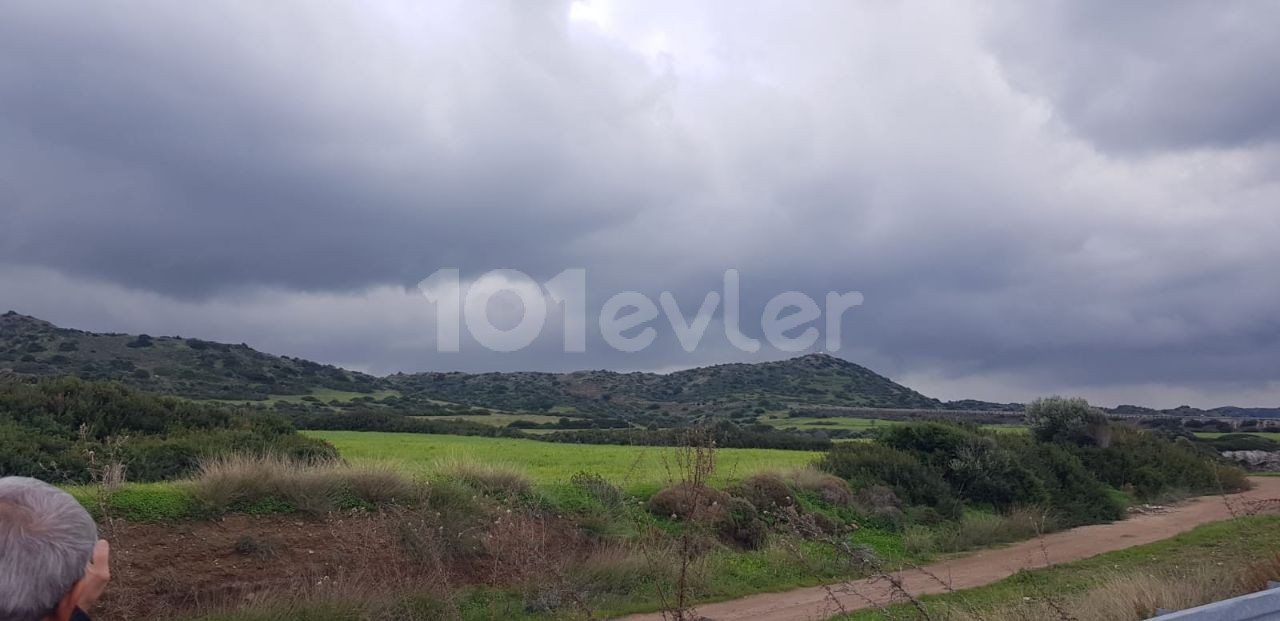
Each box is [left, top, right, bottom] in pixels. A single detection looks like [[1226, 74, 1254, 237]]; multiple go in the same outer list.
[[203, 388, 401, 405], [762, 415, 1026, 434], [763, 415, 888, 430], [1195, 431, 1280, 440], [837, 515, 1280, 620], [66, 482, 193, 522], [305, 430, 819, 493], [412, 413, 572, 426]]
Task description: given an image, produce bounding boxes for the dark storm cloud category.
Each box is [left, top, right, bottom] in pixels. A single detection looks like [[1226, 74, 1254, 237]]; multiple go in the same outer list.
[[2, 0, 1279, 407], [0, 1, 687, 294], [985, 0, 1280, 153]]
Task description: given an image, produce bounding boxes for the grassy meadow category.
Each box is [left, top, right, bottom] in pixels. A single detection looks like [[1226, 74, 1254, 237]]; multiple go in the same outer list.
[[1195, 431, 1280, 440], [304, 430, 819, 492], [411, 413, 570, 427], [762, 414, 1027, 434]]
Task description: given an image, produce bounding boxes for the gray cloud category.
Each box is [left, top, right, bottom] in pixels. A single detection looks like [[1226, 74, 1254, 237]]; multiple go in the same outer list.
[[985, 0, 1280, 153], [1, 0, 1279, 408]]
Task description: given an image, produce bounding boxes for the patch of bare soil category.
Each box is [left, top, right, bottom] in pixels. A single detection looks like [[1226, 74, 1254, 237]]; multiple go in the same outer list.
[[96, 509, 585, 620], [616, 477, 1280, 621]]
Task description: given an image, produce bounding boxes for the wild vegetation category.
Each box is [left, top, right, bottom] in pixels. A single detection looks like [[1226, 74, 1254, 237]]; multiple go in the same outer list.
[[0, 377, 334, 483], [2, 313, 956, 427], [838, 516, 1280, 621], [0, 312, 382, 400], [3, 311, 1275, 620], [45, 395, 1249, 621]]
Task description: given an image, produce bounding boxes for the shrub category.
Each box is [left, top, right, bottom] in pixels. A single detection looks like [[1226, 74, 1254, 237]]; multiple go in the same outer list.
[[853, 485, 904, 526], [647, 482, 731, 522], [1025, 396, 1111, 447], [0, 378, 335, 483], [785, 467, 854, 507], [881, 422, 981, 466], [570, 471, 624, 510], [1077, 426, 1248, 500], [729, 472, 796, 514], [820, 442, 961, 519], [721, 496, 770, 549], [1014, 440, 1124, 525]]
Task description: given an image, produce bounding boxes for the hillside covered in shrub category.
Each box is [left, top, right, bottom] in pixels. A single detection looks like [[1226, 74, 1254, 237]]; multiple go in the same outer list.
[[0, 377, 335, 482]]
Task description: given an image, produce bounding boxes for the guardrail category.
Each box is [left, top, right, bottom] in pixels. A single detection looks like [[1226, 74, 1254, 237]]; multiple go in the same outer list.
[[1149, 582, 1280, 620]]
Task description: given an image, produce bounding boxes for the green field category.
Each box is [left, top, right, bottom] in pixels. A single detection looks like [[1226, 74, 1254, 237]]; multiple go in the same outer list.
[[763, 415, 1026, 434], [204, 388, 401, 405], [413, 413, 573, 426], [305, 430, 819, 492], [1194, 431, 1280, 440]]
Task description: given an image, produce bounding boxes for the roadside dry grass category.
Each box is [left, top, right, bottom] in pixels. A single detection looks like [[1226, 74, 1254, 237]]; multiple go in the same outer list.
[[191, 454, 416, 514]]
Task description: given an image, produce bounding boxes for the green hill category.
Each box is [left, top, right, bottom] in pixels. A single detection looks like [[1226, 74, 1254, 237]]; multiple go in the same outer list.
[[0, 311, 382, 400], [1, 312, 941, 420]]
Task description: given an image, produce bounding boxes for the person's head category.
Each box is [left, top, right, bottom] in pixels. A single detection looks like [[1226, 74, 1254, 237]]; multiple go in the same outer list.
[[0, 477, 98, 621]]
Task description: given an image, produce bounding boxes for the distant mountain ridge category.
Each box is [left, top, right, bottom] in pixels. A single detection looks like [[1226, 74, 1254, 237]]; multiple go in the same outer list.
[[0, 312, 941, 415], [3, 311, 1278, 418], [388, 352, 943, 416], [0, 311, 382, 400]]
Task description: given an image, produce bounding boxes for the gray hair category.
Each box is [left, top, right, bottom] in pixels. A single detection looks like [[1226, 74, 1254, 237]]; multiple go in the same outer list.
[[0, 477, 98, 621]]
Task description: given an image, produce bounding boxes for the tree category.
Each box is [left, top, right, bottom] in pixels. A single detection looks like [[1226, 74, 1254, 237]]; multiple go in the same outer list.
[[1025, 396, 1111, 447]]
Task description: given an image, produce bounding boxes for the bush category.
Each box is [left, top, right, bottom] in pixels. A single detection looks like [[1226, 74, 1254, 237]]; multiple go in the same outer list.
[[729, 472, 796, 514], [786, 467, 854, 507], [1077, 426, 1248, 500], [820, 442, 962, 519], [721, 496, 770, 548], [1026, 396, 1111, 447], [570, 471, 624, 509], [853, 485, 904, 527], [0, 378, 335, 483], [1012, 439, 1124, 525], [648, 482, 731, 522]]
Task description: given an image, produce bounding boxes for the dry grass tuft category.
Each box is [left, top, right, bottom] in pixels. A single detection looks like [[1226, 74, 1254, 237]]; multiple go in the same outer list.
[[191, 454, 415, 515], [434, 456, 532, 498]]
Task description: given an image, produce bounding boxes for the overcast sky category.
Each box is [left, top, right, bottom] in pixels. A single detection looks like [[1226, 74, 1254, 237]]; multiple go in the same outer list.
[[2, 0, 1279, 408]]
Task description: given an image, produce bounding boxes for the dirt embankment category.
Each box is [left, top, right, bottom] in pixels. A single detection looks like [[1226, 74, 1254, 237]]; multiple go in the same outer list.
[[617, 477, 1280, 621], [94, 509, 584, 620]]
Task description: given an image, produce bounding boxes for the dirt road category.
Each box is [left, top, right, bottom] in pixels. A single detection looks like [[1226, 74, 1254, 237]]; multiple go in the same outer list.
[[616, 477, 1280, 621]]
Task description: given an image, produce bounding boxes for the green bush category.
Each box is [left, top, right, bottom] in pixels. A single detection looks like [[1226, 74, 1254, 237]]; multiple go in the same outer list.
[[820, 442, 962, 519], [1013, 439, 1124, 525], [1025, 396, 1111, 447], [0, 378, 336, 483], [1077, 426, 1248, 500]]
